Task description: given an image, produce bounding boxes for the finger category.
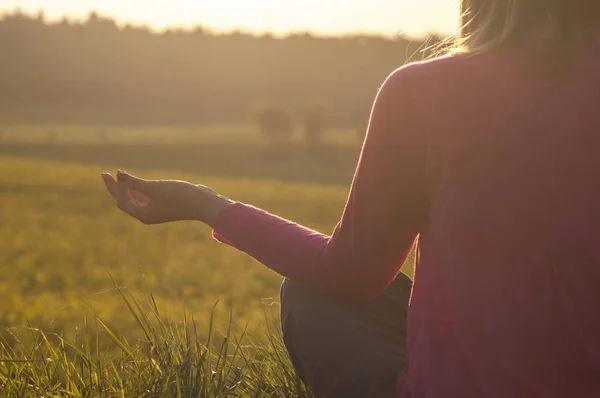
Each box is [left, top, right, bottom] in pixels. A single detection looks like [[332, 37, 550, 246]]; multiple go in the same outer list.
[[101, 173, 117, 199], [116, 178, 130, 205], [117, 170, 161, 197], [116, 178, 155, 221]]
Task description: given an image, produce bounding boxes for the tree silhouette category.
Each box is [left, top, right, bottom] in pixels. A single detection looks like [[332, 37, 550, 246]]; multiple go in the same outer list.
[[254, 106, 293, 147], [303, 103, 329, 148], [0, 10, 442, 127]]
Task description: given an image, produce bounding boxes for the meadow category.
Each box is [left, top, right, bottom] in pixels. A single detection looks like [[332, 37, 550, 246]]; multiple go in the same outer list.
[[0, 125, 414, 396]]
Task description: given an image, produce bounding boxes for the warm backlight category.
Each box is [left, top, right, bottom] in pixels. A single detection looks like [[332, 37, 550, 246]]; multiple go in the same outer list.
[[2, 0, 458, 37]]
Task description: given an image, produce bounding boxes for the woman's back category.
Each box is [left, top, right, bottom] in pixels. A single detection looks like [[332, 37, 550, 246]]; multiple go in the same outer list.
[[405, 41, 600, 397]]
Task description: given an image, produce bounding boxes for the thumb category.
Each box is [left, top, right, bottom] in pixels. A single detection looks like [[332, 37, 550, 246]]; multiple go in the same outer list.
[[117, 170, 159, 196]]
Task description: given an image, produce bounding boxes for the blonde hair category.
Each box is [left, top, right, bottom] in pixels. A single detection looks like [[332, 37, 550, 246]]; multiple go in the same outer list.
[[448, 0, 600, 57]]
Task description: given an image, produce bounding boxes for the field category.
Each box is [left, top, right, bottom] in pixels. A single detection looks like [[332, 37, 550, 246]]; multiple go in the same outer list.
[[0, 125, 414, 396]]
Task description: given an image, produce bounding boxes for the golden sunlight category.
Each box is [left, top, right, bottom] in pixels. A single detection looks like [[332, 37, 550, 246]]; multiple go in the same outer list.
[[3, 0, 458, 36]]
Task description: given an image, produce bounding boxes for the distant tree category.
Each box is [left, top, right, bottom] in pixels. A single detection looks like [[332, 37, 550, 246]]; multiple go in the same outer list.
[[191, 25, 207, 36], [58, 16, 70, 27], [34, 10, 45, 23], [303, 103, 329, 148], [253, 105, 293, 147]]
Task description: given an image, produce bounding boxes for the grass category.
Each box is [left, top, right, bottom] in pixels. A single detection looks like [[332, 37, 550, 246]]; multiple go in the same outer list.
[[0, 124, 362, 148], [0, 284, 309, 397], [0, 154, 338, 396], [0, 126, 362, 186], [0, 155, 354, 341], [0, 141, 413, 396]]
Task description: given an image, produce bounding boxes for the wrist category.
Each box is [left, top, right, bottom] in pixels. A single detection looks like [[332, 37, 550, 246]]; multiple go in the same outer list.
[[196, 193, 235, 227]]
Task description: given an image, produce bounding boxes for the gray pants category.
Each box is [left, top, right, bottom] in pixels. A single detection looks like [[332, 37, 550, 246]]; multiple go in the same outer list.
[[280, 273, 412, 398]]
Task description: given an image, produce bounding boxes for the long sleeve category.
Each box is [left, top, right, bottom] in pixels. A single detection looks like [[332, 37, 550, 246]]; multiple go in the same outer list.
[[213, 64, 428, 303]]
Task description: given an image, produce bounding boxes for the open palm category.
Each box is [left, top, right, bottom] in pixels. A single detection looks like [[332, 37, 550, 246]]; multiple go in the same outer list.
[[101, 170, 232, 225]]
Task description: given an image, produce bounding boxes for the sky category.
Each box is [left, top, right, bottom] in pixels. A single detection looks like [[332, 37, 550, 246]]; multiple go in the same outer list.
[[1, 0, 459, 37]]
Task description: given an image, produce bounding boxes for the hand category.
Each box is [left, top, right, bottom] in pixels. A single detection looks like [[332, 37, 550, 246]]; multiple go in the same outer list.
[[101, 170, 234, 226]]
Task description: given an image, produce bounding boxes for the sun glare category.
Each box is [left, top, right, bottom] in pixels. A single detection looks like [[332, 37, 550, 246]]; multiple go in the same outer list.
[[3, 0, 458, 36]]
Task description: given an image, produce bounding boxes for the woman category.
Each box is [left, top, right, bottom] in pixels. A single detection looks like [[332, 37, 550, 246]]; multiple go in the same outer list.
[[102, 0, 600, 396]]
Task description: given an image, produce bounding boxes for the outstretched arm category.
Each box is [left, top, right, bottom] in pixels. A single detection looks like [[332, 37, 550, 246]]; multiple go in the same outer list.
[[102, 65, 428, 304], [212, 65, 428, 303]]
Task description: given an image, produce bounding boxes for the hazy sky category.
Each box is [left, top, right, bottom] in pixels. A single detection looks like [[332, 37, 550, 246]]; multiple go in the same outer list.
[[2, 0, 459, 37]]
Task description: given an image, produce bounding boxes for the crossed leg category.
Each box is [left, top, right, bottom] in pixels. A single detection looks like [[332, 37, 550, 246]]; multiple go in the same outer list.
[[280, 273, 412, 398]]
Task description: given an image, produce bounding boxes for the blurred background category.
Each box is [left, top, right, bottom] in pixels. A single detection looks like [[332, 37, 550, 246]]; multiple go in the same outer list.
[[0, 0, 454, 378]]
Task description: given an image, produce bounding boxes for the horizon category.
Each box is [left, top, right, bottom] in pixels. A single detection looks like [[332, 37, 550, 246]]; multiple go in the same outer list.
[[2, 0, 459, 38]]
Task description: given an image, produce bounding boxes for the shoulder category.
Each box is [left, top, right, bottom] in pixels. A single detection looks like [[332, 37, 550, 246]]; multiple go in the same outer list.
[[371, 54, 473, 117], [381, 53, 473, 93]]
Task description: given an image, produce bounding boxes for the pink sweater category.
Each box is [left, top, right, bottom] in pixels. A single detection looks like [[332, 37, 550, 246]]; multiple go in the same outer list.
[[213, 39, 600, 397]]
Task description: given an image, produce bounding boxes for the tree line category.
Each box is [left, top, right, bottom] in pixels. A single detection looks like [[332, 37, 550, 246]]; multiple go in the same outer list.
[[0, 10, 443, 128]]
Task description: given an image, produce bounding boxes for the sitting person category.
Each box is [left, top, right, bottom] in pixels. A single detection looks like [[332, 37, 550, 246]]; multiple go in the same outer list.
[[102, 0, 600, 395]]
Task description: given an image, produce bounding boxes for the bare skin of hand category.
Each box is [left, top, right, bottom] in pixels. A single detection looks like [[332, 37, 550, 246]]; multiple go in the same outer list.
[[101, 170, 234, 226]]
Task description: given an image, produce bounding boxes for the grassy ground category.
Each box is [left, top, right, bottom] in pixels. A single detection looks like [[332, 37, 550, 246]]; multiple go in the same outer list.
[[0, 154, 346, 396], [0, 127, 413, 396], [0, 124, 363, 148], [0, 124, 363, 186], [0, 155, 355, 339], [0, 286, 311, 397]]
